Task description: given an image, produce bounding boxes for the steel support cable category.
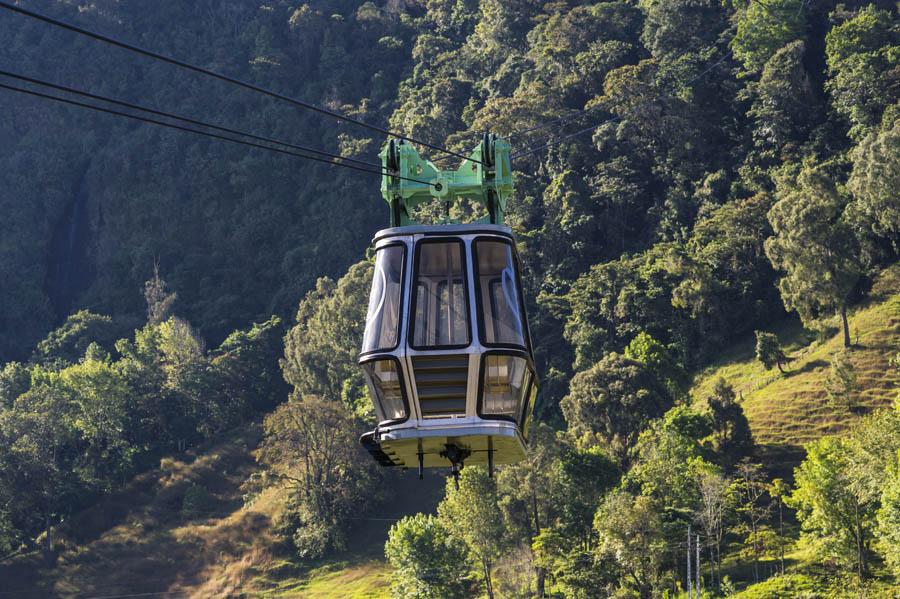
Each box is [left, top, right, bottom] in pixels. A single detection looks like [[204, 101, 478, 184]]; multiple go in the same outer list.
[[0, 82, 437, 186], [0, 0, 483, 166], [0, 68, 380, 170], [512, 48, 734, 159], [504, 100, 614, 145]]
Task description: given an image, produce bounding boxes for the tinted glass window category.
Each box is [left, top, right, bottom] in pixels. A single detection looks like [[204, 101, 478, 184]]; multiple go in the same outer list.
[[362, 245, 404, 353], [475, 240, 525, 347], [412, 241, 469, 348], [481, 355, 530, 420], [362, 359, 407, 421]]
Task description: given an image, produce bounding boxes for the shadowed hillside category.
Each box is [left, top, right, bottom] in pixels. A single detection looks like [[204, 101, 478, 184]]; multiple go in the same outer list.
[[0, 423, 445, 597]]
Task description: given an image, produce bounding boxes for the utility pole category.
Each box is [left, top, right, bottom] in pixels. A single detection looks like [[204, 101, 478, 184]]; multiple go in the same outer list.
[[687, 525, 693, 599], [696, 533, 701, 596]]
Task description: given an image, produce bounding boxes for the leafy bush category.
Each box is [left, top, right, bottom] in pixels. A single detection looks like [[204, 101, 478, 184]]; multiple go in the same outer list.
[[181, 484, 214, 520], [385, 513, 471, 599]]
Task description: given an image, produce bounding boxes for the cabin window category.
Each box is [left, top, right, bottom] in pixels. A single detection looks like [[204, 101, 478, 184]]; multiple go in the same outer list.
[[362, 359, 407, 421], [474, 240, 526, 347], [480, 354, 530, 420], [362, 244, 405, 353], [411, 241, 470, 349]]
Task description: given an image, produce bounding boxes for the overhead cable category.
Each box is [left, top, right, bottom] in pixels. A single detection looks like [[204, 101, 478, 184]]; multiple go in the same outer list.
[[0, 0, 482, 166], [0, 81, 437, 186], [0, 68, 381, 170]]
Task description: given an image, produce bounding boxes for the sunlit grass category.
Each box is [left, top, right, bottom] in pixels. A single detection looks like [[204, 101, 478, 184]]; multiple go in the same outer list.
[[254, 560, 392, 598], [691, 265, 899, 468]]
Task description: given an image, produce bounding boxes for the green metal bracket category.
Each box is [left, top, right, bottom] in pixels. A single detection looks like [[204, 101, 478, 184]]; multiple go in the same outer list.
[[380, 133, 514, 227]]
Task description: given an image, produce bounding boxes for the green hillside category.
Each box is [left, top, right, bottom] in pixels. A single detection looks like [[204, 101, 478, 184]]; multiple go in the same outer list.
[[692, 265, 900, 469], [7, 273, 893, 597], [0, 423, 444, 597], [2, 0, 899, 596]]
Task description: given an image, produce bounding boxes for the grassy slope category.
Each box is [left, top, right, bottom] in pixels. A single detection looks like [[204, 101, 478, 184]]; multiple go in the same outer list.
[[1, 424, 276, 597], [691, 264, 899, 472], [0, 421, 443, 597]]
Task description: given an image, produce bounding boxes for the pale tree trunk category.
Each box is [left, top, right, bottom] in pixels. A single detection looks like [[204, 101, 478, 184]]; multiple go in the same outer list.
[[854, 501, 868, 580], [44, 512, 52, 555], [716, 544, 722, 589], [532, 490, 546, 597], [483, 558, 494, 599], [750, 515, 759, 582], [778, 500, 785, 575]]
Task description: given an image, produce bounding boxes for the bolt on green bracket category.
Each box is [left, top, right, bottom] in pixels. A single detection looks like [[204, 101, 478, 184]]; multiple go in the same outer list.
[[380, 133, 514, 227]]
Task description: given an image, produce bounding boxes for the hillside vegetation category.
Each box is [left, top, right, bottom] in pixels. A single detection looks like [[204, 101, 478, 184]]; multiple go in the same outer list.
[[693, 265, 900, 462], [1, 0, 899, 597], [1, 425, 441, 597]]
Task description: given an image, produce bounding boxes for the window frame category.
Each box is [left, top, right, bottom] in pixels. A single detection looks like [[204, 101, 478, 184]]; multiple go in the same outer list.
[[471, 237, 530, 351], [360, 242, 407, 358], [360, 354, 411, 426], [519, 378, 538, 440], [475, 349, 534, 425], [408, 238, 472, 351]]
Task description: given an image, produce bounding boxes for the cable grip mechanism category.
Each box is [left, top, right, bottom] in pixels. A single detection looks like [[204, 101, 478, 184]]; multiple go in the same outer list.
[[380, 134, 513, 227]]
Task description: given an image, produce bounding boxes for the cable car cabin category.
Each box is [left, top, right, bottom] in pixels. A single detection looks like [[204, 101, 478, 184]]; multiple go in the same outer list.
[[359, 133, 535, 478], [358, 223, 537, 477]]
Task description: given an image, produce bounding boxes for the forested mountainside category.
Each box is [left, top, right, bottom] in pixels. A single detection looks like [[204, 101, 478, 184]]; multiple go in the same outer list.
[[0, 0, 410, 362], [1, 0, 898, 597]]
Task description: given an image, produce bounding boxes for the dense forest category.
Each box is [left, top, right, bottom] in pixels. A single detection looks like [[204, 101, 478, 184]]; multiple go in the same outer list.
[[0, 0, 898, 596]]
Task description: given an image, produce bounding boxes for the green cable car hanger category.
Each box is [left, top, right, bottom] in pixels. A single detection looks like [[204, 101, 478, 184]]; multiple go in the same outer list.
[[380, 133, 514, 227]]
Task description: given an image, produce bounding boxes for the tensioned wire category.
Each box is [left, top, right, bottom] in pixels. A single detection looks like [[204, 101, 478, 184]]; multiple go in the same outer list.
[[0, 80, 437, 186], [0, 0, 484, 166], [0, 70, 383, 170]]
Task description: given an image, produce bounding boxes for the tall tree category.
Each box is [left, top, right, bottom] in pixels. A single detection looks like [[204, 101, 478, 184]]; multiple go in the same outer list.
[[825, 5, 899, 140], [143, 264, 178, 326], [747, 41, 817, 162], [594, 490, 668, 598], [731, 0, 806, 75], [438, 468, 505, 599], [281, 261, 372, 416], [256, 395, 378, 559], [496, 423, 567, 596], [706, 378, 754, 467], [561, 352, 673, 468], [876, 450, 900, 578], [769, 478, 791, 576], [31, 311, 120, 367], [696, 466, 732, 589], [825, 349, 858, 411], [847, 104, 900, 252], [0, 383, 78, 556], [624, 332, 690, 400], [754, 330, 789, 373], [625, 406, 712, 515], [789, 436, 876, 579], [0, 362, 30, 408], [385, 513, 471, 599], [733, 460, 771, 582], [765, 161, 862, 346]]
